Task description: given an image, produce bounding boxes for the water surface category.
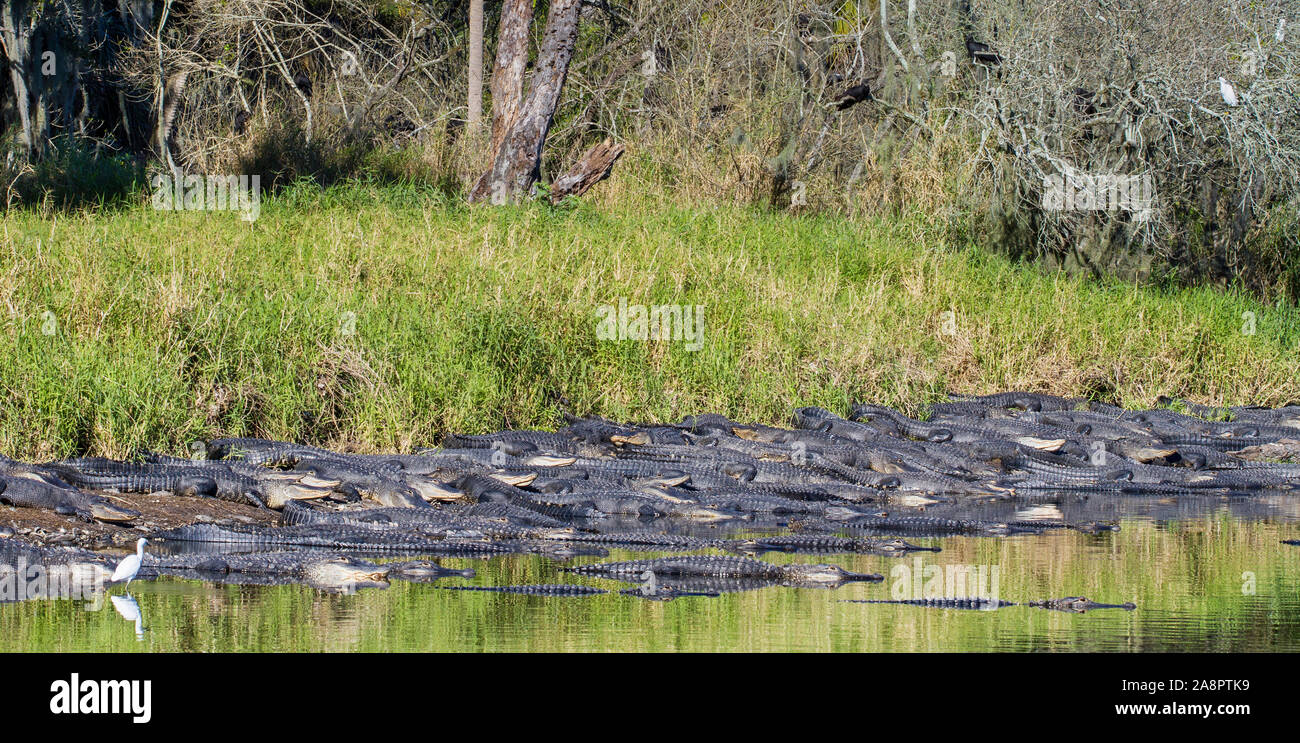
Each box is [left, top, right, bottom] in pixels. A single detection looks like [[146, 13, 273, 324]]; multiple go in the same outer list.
[[4, 500, 1299, 652]]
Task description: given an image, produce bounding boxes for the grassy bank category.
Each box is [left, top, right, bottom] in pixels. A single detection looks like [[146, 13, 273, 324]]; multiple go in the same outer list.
[[1, 182, 1298, 459]]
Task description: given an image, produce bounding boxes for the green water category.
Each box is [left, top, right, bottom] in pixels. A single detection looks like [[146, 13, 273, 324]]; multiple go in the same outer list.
[[4, 511, 1299, 652]]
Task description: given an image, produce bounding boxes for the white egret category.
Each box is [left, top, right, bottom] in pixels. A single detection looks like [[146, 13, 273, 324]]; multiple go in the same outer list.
[[112, 538, 147, 586], [1219, 77, 1239, 107], [1277, 19, 1287, 44]]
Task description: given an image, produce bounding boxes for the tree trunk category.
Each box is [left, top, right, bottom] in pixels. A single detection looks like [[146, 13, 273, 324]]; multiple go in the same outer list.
[[1, 0, 34, 157], [488, 0, 533, 155], [469, 0, 580, 204], [467, 0, 484, 131]]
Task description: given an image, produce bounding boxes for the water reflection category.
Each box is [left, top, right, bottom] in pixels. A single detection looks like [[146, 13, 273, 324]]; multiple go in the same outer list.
[[110, 594, 145, 641], [0, 506, 1297, 651]]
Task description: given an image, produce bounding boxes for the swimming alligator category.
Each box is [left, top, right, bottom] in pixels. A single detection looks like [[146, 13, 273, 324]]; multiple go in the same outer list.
[[564, 555, 884, 587], [144, 551, 395, 593], [435, 584, 608, 596], [148, 522, 516, 555], [723, 535, 939, 556], [843, 596, 1138, 613]]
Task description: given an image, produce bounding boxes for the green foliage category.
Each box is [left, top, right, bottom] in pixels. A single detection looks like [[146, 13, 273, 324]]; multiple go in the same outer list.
[[1, 184, 1297, 458], [2, 135, 143, 209]]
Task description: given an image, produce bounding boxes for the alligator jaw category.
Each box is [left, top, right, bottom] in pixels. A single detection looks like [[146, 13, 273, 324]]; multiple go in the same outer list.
[[405, 478, 465, 502], [1016, 437, 1066, 451], [307, 557, 392, 592], [524, 455, 578, 467], [90, 502, 141, 523], [490, 472, 537, 487]]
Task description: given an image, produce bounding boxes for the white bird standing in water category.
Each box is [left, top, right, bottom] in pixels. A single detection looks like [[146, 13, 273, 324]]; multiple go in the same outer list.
[[112, 538, 147, 587], [1219, 77, 1239, 107]]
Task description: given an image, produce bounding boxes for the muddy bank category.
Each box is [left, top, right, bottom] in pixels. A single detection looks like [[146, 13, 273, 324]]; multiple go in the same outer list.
[[0, 490, 276, 551]]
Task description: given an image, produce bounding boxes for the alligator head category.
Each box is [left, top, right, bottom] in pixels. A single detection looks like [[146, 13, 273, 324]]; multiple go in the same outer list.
[[403, 476, 465, 502], [1031, 596, 1138, 613], [255, 473, 338, 509], [304, 556, 391, 592], [385, 560, 476, 582], [89, 501, 142, 523], [781, 563, 885, 587]]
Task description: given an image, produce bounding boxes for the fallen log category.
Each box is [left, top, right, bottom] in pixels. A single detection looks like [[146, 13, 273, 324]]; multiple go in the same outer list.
[[549, 138, 626, 203]]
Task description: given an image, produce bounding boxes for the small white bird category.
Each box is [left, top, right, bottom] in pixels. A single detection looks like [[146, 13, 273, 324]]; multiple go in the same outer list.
[[112, 538, 147, 586], [1219, 77, 1239, 107], [1277, 18, 1287, 44]]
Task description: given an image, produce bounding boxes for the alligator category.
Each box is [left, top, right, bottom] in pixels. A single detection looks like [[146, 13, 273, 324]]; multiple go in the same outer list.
[[44, 459, 338, 509], [0, 537, 115, 600], [564, 555, 883, 586], [724, 535, 939, 556], [148, 522, 516, 555], [843, 596, 1137, 612], [144, 551, 393, 593], [619, 575, 792, 600], [825, 515, 1022, 537], [546, 531, 722, 551], [435, 584, 608, 596], [0, 458, 140, 522], [843, 596, 1020, 611], [382, 560, 477, 582]]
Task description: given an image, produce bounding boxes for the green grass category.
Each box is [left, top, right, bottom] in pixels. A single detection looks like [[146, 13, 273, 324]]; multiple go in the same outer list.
[[1, 181, 1298, 458]]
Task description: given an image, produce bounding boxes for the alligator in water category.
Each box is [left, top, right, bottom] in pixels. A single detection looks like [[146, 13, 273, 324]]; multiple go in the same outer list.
[[843, 596, 1137, 613], [723, 535, 939, 556], [143, 551, 395, 593], [3, 393, 1299, 597], [0, 537, 115, 601], [435, 584, 608, 596], [564, 555, 883, 587], [148, 522, 515, 555]]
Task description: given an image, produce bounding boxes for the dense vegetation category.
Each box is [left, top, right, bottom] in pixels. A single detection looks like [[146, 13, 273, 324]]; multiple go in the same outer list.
[[1, 182, 1296, 459]]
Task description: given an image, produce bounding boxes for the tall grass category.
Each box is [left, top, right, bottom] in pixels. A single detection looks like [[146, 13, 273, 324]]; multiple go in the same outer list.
[[1, 182, 1297, 458]]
